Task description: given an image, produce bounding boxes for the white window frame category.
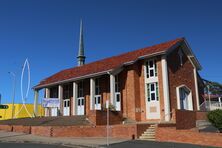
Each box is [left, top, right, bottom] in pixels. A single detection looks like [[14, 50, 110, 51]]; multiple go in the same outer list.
[[176, 85, 193, 111], [145, 59, 158, 84], [145, 59, 157, 79], [147, 82, 159, 102]]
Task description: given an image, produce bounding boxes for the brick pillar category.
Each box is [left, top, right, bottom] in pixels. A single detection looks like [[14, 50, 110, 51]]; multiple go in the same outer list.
[[126, 66, 137, 120]]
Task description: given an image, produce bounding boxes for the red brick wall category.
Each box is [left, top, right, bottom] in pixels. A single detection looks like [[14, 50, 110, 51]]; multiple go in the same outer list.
[[168, 48, 197, 112], [31, 126, 52, 137], [175, 110, 196, 129], [111, 124, 137, 139], [13, 125, 31, 134], [88, 110, 123, 125], [156, 127, 222, 147], [0, 125, 12, 132], [52, 126, 107, 137], [196, 111, 207, 120]]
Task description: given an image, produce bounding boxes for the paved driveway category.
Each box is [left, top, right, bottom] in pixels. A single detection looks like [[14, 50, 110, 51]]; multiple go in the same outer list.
[[106, 140, 217, 148]]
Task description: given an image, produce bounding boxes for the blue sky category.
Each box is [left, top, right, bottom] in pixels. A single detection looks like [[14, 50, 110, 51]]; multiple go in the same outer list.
[[0, 0, 222, 104]]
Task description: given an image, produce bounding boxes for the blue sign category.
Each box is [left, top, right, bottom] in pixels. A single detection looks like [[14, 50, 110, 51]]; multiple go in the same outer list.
[[43, 98, 60, 108]]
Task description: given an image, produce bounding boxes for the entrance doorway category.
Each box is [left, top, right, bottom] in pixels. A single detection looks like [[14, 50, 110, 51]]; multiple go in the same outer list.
[[63, 99, 70, 116], [77, 97, 84, 115]]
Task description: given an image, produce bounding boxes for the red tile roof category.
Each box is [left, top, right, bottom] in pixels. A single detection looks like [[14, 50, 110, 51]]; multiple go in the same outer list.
[[35, 38, 184, 88]]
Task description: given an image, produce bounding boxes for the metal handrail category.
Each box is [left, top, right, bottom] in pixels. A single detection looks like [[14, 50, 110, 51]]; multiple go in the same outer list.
[[158, 111, 173, 124]]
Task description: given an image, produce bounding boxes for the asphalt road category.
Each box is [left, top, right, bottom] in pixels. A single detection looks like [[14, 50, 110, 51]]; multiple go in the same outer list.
[[107, 140, 217, 148], [0, 140, 218, 148], [0, 143, 70, 148]]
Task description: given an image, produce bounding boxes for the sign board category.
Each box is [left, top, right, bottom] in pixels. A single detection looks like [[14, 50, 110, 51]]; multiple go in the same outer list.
[[42, 98, 60, 108], [0, 105, 9, 109]]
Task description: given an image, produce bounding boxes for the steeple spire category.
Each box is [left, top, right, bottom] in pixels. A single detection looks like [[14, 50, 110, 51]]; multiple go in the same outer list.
[[77, 19, 85, 66]]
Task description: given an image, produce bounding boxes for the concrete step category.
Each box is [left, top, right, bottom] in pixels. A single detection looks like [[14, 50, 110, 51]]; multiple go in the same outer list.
[[146, 129, 155, 132], [144, 131, 155, 135], [139, 136, 156, 141]]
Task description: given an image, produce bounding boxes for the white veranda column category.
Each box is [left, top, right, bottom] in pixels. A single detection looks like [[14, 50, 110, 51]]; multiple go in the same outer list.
[[110, 74, 115, 106], [45, 88, 50, 116], [34, 90, 39, 116], [73, 82, 78, 115], [90, 78, 95, 110], [161, 55, 171, 122], [193, 68, 200, 110], [58, 85, 63, 114], [219, 97, 222, 108]]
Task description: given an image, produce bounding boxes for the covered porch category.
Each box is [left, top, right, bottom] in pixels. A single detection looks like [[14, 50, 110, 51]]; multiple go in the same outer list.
[[33, 71, 122, 118]]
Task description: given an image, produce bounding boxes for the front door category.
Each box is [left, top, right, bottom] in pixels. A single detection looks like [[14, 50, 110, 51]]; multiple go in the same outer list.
[[63, 99, 70, 116], [94, 95, 101, 110], [146, 83, 160, 119], [77, 97, 84, 115], [115, 92, 121, 111]]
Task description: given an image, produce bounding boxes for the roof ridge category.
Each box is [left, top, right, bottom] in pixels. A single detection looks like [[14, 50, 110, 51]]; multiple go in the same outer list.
[[36, 37, 184, 88]]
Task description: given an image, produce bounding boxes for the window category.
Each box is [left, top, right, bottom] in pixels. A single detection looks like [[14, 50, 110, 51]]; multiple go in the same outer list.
[[115, 75, 120, 92], [95, 78, 100, 95], [147, 82, 159, 101], [78, 81, 84, 98], [146, 59, 157, 78], [63, 83, 73, 99], [50, 86, 58, 98]]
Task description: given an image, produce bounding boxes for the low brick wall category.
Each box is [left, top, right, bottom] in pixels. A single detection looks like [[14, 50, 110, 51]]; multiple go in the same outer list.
[[88, 110, 123, 125], [31, 126, 52, 137], [52, 126, 107, 137], [175, 110, 196, 129], [0, 125, 12, 132], [156, 127, 222, 147], [111, 124, 137, 139], [175, 110, 209, 129], [196, 111, 208, 120], [12, 125, 31, 134]]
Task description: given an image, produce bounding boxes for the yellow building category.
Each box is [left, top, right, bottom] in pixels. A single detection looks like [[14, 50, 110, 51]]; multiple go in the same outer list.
[[0, 104, 44, 120]]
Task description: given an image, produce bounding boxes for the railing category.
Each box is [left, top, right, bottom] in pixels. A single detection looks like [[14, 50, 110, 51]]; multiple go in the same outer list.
[[199, 101, 222, 111], [158, 111, 173, 124]]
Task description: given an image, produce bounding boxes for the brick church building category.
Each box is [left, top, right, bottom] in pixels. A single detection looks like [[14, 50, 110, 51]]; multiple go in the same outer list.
[[33, 21, 203, 123]]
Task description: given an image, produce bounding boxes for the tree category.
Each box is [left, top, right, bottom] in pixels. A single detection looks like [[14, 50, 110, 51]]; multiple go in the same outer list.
[[203, 79, 222, 96]]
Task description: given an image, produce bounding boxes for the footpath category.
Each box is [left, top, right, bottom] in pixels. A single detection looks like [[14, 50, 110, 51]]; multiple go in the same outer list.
[[0, 130, 129, 147]]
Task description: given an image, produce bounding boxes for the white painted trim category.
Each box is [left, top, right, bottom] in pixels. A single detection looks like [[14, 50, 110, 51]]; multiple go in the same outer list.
[[193, 68, 200, 110], [45, 88, 50, 98], [110, 74, 115, 106], [73, 82, 77, 115], [161, 55, 171, 121], [176, 85, 193, 111], [45, 88, 50, 116], [90, 78, 95, 110]]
